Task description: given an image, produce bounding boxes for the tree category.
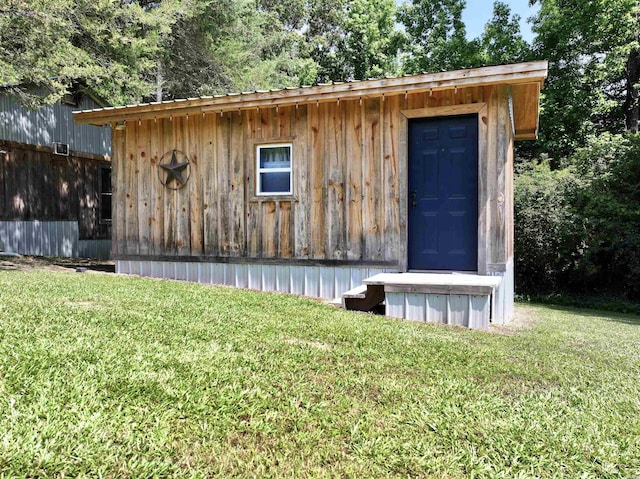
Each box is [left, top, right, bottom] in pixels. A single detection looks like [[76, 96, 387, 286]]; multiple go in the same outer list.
[[397, 0, 481, 74], [341, 0, 401, 80], [530, 0, 640, 159], [479, 1, 530, 66], [0, 0, 187, 106]]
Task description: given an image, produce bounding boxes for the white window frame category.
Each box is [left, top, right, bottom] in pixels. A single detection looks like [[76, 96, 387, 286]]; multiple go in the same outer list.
[[256, 143, 293, 196]]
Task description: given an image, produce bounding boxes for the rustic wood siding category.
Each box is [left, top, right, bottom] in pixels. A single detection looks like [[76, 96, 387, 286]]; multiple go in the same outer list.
[[0, 140, 111, 239], [113, 85, 513, 270]]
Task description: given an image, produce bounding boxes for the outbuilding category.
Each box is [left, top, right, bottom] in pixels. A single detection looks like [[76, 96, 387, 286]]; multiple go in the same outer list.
[[74, 61, 547, 328]]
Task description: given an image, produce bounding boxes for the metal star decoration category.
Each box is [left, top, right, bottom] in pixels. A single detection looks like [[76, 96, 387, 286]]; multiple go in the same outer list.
[[158, 150, 190, 189]]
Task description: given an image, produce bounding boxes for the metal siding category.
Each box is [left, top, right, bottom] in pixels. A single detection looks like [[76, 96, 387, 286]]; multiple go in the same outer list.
[[468, 295, 490, 329], [262, 265, 276, 291], [248, 264, 262, 290], [334, 268, 351, 299], [290, 266, 305, 295], [0, 220, 84, 257], [304, 266, 320, 297], [490, 260, 514, 325], [426, 294, 448, 324], [386, 293, 405, 319], [405, 293, 426, 322], [78, 239, 111, 259], [0, 94, 111, 156], [448, 295, 468, 327], [276, 265, 291, 293], [319, 267, 335, 299]]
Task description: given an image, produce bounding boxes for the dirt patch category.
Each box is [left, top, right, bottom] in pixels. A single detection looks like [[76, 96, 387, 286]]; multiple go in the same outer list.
[[489, 304, 539, 335], [0, 255, 115, 274]]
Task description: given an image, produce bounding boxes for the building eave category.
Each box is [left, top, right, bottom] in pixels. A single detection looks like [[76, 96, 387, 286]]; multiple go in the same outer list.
[[74, 61, 548, 139]]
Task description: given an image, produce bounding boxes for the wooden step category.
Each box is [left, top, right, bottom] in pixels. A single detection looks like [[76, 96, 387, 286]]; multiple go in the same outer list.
[[341, 284, 367, 299], [342, 284, 385, 312]]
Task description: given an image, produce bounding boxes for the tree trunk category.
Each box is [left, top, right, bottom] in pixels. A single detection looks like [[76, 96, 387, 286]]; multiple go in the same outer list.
[[624, 48, 640, 133], [156, 63, 163, 103]]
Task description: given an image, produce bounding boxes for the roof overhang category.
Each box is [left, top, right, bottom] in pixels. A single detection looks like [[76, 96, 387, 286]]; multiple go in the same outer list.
[[74, 61, 547, 140]]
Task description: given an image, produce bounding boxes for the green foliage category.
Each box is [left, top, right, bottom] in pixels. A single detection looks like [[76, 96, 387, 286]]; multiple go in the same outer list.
[[515, 133, 640, 300], [478, 1, 531, 66], [530, 0, 639, 157], [570, 133, 640, 299], [0, 0, 187, 106], [514, 158, 582, 294], [1, 271, 640, 476], [398, 0, 482, 74]]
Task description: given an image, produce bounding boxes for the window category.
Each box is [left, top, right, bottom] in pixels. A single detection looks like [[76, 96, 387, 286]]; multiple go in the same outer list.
[[100, 167, 112, 222], [256, 144, 292, 195]]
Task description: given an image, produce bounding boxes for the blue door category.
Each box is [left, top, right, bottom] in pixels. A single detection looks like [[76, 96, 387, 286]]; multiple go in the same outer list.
[[408, 115, 478, 271]]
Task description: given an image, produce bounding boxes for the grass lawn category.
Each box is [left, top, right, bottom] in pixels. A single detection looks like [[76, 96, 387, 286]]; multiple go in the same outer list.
[[0, 270, 639, 478]]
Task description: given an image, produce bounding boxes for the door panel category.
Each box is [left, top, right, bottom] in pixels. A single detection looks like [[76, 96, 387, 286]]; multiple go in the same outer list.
[[408, 115, 478, 271]]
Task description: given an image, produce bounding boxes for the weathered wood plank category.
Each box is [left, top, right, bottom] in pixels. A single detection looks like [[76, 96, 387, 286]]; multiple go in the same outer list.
[[326, 100, 345, 259], [111, 127, 125, 255], [174, 117, 191, 256], [202, 113, 217, 255], [217, 114, 231, 255], [345, 99, 363, 260], [383, 95, 400, 262], [363, 98, 383, 260], [293, 104, 310, 258], [136, 119, 151, 255], [309, 102, 325, 258], [247, 109, 261, 257], [161, 118, 177, 254], [147, 119, 162, 255], [493, 86, 508, 265], [188, 114, 204, 255], [262, 200, 277, 258], [124, 121, 139, 255], [278, 201, 292, 258], [229, 111, 245, 256]]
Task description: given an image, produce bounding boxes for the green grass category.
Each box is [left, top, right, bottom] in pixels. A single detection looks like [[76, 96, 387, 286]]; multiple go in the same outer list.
[[0, 270, 639, 478]]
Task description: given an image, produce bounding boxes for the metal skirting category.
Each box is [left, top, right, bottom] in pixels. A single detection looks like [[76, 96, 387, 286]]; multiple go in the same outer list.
[[116, 260, 398, 300], [78, 239, 112, 260], [386, 292, 491, 329], [489, 260, 514, 325], [0, 220, 78, 257], [0, 221, 111, 259]]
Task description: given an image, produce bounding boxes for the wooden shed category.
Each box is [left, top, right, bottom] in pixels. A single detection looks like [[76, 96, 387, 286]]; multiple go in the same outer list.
[[74, 61, 547, 328]]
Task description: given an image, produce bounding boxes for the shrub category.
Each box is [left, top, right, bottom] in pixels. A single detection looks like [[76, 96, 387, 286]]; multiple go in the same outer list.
[[515, 133, 640, 301]]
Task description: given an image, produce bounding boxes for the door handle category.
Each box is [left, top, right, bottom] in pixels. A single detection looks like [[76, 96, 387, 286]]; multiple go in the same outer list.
[[410, 190, 418, 207]]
